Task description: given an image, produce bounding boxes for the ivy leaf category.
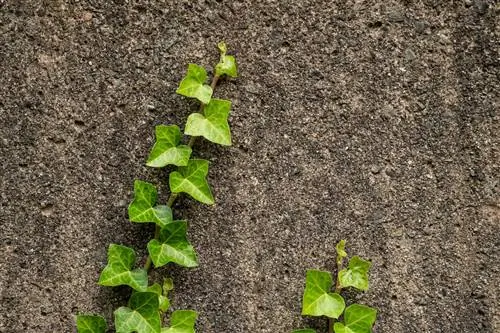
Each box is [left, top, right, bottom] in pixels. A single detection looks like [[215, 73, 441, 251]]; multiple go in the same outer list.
[[336, 239, 347, 266], [184, 99, 232, 146], [338, 256, 371, 291], [115, 292, 161, 333], [215, 41, 238, 78], [176, 64, 213, 104], [147, 125, 192, 168], [98, 244, 148, 292], [292, 330, 317, 333], [129, 180, 173, 228], [161, 310, 198, 333], [169, 159, 214, 205], [141, 283, 170, 312], [163, 278, 174, 294], [76, 315, 106, 333], [147, 221, 198, 268], [333, 304, 377, 333], [302, 270, 345, 319]]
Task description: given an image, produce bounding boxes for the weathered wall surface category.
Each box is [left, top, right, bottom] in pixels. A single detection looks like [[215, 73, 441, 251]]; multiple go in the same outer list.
[[1, 1, 498, 332]]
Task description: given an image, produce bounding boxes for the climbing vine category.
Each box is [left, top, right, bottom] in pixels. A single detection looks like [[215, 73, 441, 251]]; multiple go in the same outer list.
[[292, 240, 377, 333], [76, 42, 238, 333]]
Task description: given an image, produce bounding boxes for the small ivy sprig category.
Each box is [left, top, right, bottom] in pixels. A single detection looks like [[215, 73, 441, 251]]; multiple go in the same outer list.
[[293, 240, 377, 333], [76, 42, 237, 333]]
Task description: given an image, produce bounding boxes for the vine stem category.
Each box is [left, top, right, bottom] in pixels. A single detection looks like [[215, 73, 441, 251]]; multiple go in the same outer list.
[[329, 258, 344, 333], [143, 74, 221, 272]]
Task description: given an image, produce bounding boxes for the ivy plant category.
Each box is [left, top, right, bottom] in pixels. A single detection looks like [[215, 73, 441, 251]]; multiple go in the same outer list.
[[75, 42, 238, 333], [293, 240, 377, 333]]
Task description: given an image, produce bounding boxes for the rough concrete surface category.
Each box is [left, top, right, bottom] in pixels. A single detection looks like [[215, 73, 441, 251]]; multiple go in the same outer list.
[[1, 1, 499, 332]]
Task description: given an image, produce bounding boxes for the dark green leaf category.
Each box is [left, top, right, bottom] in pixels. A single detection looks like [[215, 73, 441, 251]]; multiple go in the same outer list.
[[302, 270, 345, 319], [184, 99, 232, 146], [147, 221, 198, 268], [142, 283, 170, 312], [98, 244, 148, 292], [215, 41, 238, 78], [115, 292, 161, 333], [147, 125, 192, 168], [161, 310, 198, 333], [169, 159, 214, 205], [76, 315, 106, 333], [176, 64, 213, 104], [338, 256, 371, 291], [128, 180, 173, 228], [333, 304, 377, 333]]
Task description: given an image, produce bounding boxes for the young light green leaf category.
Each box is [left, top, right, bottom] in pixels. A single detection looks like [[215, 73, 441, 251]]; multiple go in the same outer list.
[[215, 41, 238, 78], [338, 256, 371, 291], [302, 270, 345, 319], [169, 159, 214, 205], [98, 244, 148, 292], [161, 310, 198, 333], [336, 239, 347, 266], [147, 221, 198, 268], [115, 292, 161, 333], [147, 125, 192, 168], [176, 64, 213, 104], [128, 180, 173, 228], [76, 315, 106, 333], [333, 304, 377, 333], [163, 278, 174, 294], [142, 283, 170, 312], [292, 330, 317, 333], [184, 99, 232, 146]]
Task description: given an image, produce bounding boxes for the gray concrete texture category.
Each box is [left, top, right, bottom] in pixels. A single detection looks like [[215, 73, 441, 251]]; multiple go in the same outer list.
[[1, 1, 499, 332]]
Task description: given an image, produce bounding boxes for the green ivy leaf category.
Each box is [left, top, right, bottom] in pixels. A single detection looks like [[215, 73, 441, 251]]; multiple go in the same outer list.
[[169, 159, 214, 205], [176, 64, 213, 104], [184, 99, 232, 146], [76, 315, 106, 333], [292, 330, 317, 333], [115, 292, 161, 333], [128, 180, 173, 228], [215, 41, 238, 78], [163, 278, 174, 294], [98, 244, 148, 292], [336, 239, 347, 266], [147, 125, 192, 168], [141, 283, 170, 312], [302, 270, 345, 319], [338, 256, 371, 291], [333, 304, 377, 333], [161, 310, 198, 333], [147, 221, 198, 268]]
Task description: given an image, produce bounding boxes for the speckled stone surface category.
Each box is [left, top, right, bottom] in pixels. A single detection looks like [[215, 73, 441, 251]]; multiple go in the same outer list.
[[1, 1, 498, 332]]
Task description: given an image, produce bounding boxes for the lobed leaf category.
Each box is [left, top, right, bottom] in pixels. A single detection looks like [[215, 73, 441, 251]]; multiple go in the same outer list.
[[215, 41, 238, 78], [169, 159, 214, 205], [147, 125, 192, 168], [161, 310, 198, 333], [333, 304, 377, 333], [302, 270, 345, 319], [292, 330, 317, 333], [147, 221, 198, 268], [76, 315, 106, 333], [184, 99, 232, 146], [176, 64, 213, 104], [98, 244, 148, 292], [142, 283, 170, 312], [128, 180, 173, 228], [338, 256, 371, 291], [115, 292, 161, 333]]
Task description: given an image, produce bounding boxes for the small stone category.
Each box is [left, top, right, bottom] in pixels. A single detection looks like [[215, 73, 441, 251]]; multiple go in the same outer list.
[[388, 11, 405, 23], [370, 165, 381, 174], [404, 49, 416, 61]]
